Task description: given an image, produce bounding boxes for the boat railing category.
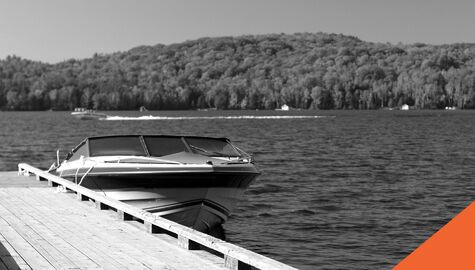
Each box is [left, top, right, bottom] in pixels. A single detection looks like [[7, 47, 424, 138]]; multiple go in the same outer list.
[[233, 146, 255, 163], [17, 163, 296, 270]]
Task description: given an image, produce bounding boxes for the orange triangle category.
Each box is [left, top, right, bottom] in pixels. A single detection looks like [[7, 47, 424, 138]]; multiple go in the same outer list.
[[394, 201, 475, 270]]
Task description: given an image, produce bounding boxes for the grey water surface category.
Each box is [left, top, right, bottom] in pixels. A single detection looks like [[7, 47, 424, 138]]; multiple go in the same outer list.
[[1, 110, 474, 269]]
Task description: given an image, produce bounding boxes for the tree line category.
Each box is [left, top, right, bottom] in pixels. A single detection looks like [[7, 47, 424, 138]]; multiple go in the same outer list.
[[1, 32, 475, 110]]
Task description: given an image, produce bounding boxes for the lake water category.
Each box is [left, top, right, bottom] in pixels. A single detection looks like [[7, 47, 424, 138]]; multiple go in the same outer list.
[[1, 110, 474, 269]]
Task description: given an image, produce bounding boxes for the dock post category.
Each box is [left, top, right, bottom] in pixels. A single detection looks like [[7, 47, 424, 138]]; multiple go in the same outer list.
[[47, 180, 58, 187], [145, 221, 168, 234], [35, 175, 46, 181], [76, 193, 88, 201], [178, 235, 200, 250], [118, 210, 133, 221], [95, 201, 109, 210], [18, 167, 30, 176], [224, 255, 251, 270]]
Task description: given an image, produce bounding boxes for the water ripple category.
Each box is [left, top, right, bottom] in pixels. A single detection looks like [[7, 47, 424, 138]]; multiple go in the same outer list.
[[1, 110, 475, 269]]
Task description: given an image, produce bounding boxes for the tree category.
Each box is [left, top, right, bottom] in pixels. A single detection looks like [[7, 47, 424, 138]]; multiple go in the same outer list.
[[1, 33, 475, 111]]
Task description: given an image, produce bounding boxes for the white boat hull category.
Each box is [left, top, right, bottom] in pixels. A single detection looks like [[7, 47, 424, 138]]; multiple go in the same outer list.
[[59, 164, 258, 233], [55, 136, 259, 236]]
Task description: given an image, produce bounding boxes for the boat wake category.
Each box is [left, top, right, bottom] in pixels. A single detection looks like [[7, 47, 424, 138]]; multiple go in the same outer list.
[[102, 115, 331, 121]]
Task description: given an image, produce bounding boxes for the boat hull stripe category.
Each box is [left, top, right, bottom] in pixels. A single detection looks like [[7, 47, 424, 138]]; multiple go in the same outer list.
[[62, 172, 257, 188], [143, 199, 230, 217]]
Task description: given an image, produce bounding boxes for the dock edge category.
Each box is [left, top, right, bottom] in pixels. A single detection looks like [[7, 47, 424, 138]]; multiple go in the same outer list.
[[18, 163, 297, 270]]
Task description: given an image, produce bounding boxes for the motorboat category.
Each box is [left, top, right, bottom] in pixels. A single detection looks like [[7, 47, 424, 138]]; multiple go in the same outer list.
[[53, 135, 259, 235], [71, 108, 108, 120]]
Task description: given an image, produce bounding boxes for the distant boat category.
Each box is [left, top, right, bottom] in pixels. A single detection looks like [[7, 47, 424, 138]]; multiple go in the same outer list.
[[401, 104, 409, 110], [71, 108, 107, 120], [276, 104, 290, 111], [139, 106, 148, 112], [445, 106, 456, 110]]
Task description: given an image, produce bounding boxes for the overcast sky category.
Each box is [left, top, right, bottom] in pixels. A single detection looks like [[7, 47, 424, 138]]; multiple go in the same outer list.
[[1, 0, 474, 63]]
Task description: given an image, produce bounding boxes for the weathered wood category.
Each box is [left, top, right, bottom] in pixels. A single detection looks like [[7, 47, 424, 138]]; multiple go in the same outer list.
[[145, 221, 163, 233], [225, 255, 252, 270], [0, 232, 31, 270], [0, 186, 227, 269], [118, 210, 133, 221], [0, 218, 52, 269], [18, 168, 30, 176], [95, 201, 109, 210], [16, 164, 298, 270], [0, 190, 93, 269], [0, 171, 45, 188], [47, 180, 58, 187], [178, 235, 201, 250], [35, 174, 46, 181], [77, 192, 88, 201]]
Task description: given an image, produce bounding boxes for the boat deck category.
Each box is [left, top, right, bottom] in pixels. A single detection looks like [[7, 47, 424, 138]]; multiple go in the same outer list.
[[0, 172, 225, 269]]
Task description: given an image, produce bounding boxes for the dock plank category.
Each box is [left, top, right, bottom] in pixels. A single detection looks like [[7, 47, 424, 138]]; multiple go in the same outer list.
[[18, 164, 298, 270], [0, 172, 46, 188], [0, 189, 164, 269], [0, 190, 93, 269], [0, 180, 226, 269], [0, 233, 31, 270], [19, 188, 223, 269], [6, 166, 297, 270], [0, 222, 52, 269], [4, 191, 137, 268], [7, 189, 176, 269]]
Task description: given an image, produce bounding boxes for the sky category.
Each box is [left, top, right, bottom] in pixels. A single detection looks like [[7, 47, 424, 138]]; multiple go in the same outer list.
[[1, 0, 475, 63]]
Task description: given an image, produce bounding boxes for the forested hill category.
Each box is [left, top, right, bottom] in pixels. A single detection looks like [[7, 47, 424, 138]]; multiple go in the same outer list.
[[2, 32, 475, 110]]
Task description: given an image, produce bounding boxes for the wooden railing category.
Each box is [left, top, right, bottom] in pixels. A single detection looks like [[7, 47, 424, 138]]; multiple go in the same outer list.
[[18, 163, 297, 270]]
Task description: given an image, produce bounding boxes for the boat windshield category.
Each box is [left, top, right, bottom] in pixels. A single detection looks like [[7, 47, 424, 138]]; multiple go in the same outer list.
[[89, 137, 147, 156], [185, 137, 241, 157], [143, 136, 187, 157], [70, 135, 242, 159]]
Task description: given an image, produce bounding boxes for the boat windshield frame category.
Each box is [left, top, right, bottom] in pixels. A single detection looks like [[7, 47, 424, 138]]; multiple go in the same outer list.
[[65, 135, 244, 160]]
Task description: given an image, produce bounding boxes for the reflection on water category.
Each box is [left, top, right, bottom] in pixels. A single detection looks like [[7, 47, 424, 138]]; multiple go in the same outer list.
[[1, 110, 474, 269]]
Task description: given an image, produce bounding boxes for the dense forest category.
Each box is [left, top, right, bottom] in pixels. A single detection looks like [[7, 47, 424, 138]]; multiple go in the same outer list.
[[2, 32, 475, 110]]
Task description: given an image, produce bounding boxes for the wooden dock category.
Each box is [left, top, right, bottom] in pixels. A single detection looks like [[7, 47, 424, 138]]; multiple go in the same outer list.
[[0, 165, 297, 270]]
